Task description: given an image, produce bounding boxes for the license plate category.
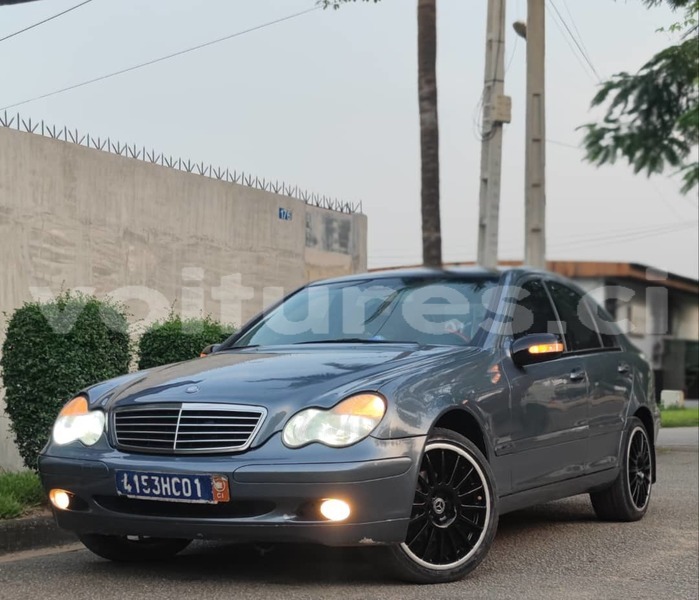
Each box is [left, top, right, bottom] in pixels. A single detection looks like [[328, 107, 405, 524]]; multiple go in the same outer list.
[[115, 470, 230, 504]]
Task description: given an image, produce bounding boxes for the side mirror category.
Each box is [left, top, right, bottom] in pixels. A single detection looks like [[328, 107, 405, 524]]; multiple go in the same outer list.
[[200, 343, 222, 358], [510, 333, 564, 367]]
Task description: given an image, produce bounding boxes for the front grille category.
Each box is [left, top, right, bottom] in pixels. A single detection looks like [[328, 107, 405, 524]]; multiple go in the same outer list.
[[112, 403, 266, 454]]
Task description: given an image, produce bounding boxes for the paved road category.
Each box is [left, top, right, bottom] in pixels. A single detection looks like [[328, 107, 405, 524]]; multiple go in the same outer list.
[[658, 426, 699, 449], [1, 449, 697, 600]]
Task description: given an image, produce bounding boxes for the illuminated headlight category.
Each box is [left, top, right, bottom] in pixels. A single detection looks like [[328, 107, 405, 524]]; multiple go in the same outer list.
[[52, 397, 106, 446], [283, 393, 386, 448]]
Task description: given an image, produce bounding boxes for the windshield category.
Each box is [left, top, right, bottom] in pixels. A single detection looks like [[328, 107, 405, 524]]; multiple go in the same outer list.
[[230, 276, 499, 348]]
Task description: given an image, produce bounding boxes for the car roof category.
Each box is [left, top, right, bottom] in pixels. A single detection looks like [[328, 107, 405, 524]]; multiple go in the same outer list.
[[310, 266, 551, 286]]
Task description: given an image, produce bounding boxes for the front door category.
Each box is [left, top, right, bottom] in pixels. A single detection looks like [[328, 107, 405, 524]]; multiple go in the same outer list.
[[500, 278, 589, 492]]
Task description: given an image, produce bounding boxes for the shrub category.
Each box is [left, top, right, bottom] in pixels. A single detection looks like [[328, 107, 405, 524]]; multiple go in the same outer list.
[[1, 292, 131, 470], [137, 315, 235, 370], [0, 495, 22, 520], [0, 471, 45, 519]]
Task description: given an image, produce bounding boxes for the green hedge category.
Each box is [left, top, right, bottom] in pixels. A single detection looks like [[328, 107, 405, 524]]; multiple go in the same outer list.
[[137, 316, 235, 370], [0, 293, 131, 470]]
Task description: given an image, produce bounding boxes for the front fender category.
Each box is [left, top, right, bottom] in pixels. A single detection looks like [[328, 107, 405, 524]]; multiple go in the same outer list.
[[373, 349, 506, 452]]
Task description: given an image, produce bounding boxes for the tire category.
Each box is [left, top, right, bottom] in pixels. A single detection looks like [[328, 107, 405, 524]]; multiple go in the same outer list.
[[590, 417, 653, 522], [385, 428, 499, 584], [78, 533, 191, 562]]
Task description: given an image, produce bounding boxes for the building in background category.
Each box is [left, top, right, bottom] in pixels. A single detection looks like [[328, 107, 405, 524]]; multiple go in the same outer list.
[[0, 121, 367, 470]]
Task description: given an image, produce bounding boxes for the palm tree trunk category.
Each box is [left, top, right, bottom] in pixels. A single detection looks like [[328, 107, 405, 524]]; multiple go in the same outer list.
[[417, 0, 442, 267]]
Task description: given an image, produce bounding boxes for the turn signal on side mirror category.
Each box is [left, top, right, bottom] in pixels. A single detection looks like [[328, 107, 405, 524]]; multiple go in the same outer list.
[[528, 342, 564, 355]]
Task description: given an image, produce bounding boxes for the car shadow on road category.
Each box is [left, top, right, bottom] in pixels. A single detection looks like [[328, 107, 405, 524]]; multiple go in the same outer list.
[[496, 496, 599, 536], [83, 542, 396, 586], [76, 497, 600, 586]]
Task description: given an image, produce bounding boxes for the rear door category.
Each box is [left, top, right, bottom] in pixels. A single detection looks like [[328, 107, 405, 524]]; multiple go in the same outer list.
[[582, 298, 632, 472]]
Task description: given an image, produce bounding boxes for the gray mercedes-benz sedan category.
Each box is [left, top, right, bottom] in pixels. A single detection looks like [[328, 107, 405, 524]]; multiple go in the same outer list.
[[39, 267, 660, 583]]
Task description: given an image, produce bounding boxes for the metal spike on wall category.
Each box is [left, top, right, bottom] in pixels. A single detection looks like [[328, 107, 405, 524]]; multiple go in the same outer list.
[[1, 111, 363, 215]]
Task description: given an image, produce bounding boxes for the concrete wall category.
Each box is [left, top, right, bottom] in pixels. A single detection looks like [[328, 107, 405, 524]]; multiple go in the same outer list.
[[0, 126, 367, 470]]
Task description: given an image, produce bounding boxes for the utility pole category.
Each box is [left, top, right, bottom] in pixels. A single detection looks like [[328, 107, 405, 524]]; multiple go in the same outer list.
[[523, 0, 547, 268], [477, 0, 510, 270]]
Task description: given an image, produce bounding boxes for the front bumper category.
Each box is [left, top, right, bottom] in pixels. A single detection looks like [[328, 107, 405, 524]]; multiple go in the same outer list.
[[39, 434, 423, 547]]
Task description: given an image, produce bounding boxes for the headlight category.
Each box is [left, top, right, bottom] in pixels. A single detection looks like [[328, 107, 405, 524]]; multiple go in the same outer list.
[[283, 393, 386, 448], [52, 396, 106, 446]]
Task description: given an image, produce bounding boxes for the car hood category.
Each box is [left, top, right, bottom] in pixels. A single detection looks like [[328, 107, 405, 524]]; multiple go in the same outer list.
[[101, 344, 479, 414]]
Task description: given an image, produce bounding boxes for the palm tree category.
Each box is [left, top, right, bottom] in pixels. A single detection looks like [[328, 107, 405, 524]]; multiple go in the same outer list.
[[322, 0, 443, 266], [416, 0, 441, 266]]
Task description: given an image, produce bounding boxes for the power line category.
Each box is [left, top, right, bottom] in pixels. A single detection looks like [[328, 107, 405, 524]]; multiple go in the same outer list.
[[504, 22, 520, 75], [0, 6, 321, 111], [0, 0, 93, 44], [547, 221, 698, 250], [547, 139, 579, 149], [516, 217, 697, 253], [372, 222, 698, 262], [545, 3, 596, 83], [560, 0, 595, 73], [371, 220, 699, 260], [548, 0, 600, 80], [546, 0, 602, 82], [648, 179, 689, 221], [544, 141, 696, 212]]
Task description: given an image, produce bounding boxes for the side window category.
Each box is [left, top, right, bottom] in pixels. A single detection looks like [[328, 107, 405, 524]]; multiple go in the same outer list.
[[592, 302, 622, 349], [545, 281, 602, 351], [512, 280, 562, 340]]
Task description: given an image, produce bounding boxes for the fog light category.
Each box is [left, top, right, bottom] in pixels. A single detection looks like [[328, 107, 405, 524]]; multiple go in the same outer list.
[[319, 499, 351, 522], [49, 489, 71, 510]]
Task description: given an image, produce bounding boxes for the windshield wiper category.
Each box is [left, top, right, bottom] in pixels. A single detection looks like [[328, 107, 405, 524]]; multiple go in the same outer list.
[[224, 344, 260, 351], [293, 338, 417, 345]]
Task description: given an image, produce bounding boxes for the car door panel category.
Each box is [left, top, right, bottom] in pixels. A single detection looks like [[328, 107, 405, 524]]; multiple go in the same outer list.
[[584, 349, 632, 471], [583, 303, 634, 472], [502, 355, 589, 491], [495, 278, 589, 493]]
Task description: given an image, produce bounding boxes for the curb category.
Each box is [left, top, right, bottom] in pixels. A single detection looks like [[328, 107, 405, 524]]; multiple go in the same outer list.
[[0, 514, 76, 556]]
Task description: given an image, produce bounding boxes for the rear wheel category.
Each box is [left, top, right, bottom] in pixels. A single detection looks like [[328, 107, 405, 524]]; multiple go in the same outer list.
[[386, 428, 498, 583], [590, 417, 653, 522], [78, 533, 191, 562]]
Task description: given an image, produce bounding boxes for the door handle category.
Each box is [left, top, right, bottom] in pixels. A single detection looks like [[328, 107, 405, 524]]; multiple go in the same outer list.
[[618, 362, 631, 375], [569, 369, 586, 382]]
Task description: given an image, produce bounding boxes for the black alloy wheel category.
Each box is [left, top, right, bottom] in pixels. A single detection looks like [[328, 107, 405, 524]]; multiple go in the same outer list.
[[590, 416, 654, 522], [387, 428, 498, 583], [627, 426, 652, 511]]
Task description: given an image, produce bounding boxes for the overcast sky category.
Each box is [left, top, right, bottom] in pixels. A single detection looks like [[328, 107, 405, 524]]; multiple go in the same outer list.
[[2, 0, 697, 278]]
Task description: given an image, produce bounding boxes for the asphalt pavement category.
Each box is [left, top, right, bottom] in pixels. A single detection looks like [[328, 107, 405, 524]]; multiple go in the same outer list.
[[658, 426, 699, 449], [0, 448, 697, 600]]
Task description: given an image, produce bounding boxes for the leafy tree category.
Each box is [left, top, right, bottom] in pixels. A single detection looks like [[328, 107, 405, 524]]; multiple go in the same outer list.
[[581, 0, 699, 193], [320, 0, 443, 266]]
